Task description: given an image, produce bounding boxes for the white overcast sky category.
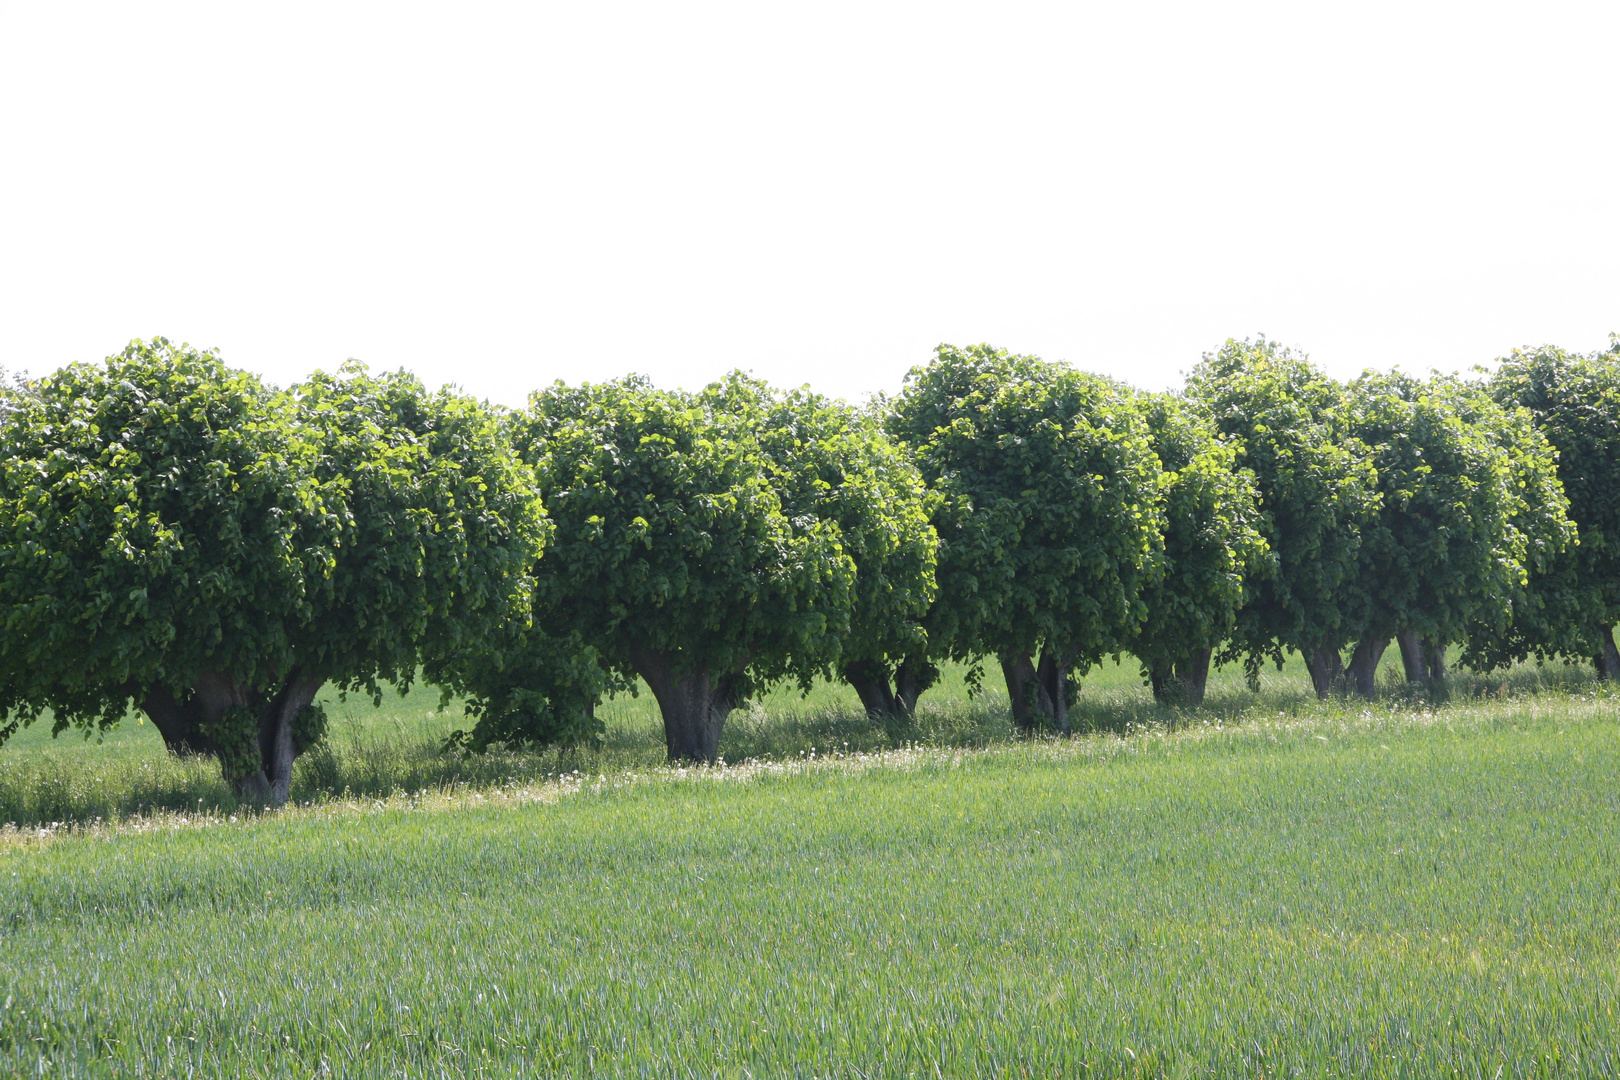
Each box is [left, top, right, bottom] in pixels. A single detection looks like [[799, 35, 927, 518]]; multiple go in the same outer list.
[[2, 1, 1616, 406]]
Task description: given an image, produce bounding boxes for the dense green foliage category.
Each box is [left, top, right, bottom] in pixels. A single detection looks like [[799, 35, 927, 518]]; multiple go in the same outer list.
[[0, 341, 545, 801], [1342, 372, 1573, 683], [3, 332, 1616, 782], [4, 695, 1616, 1077], [703, 374, 941, 718], [889, 344, 1165, 729], [1187, 339, 1381, 695], [1486, 341, 1620, 674], [1128, 392, 1270, 704], [490, 376, 858, 760]]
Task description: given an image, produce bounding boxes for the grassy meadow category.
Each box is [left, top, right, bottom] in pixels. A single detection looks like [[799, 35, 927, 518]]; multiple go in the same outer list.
[[1, 653, 1618, 1077]]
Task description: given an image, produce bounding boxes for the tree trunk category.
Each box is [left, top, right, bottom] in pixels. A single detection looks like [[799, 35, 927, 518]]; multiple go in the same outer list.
[[137, 683, 222, 757], [1303, 643, 1344, 700], [1346, 636, 1389, 700], [137, 667, 324, 806], [842, 660, 899, 718], [628, 645, 736, 762], [1395, 629, 1428, 683], [1175, 647, 1212, 707], [893, 656, 936, 715], [1149, 662, 1177, 705], [1421, 639, 1446, 681], [1001, 652, 1054, 732], [251, 669, 324, 805], [1596, 624, 1620, 681], [1036, 645, 1070, 735], [1149, 648, 1212, 706]]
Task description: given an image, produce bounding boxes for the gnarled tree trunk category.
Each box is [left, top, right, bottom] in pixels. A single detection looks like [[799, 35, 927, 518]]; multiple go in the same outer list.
[[843, 659, 900, 718], [1002, 652, 1060, 733], [843, 656, 937, 719], [1397, 633, 1447, 686], [628, 645, 739, 762], [1001, 652, 1054, 732], [137, 667, 325, 805], [893, 656, 936, 716], [1303, 643, 1344, 700], [1596, 624, 1620, 681], [249, 670, 325, 804], [1346, 636, 1388, 700]]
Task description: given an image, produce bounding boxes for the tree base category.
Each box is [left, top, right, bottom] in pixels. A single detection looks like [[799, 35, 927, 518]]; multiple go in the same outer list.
[[1346, 636, 1389, 700], [1002, 648, 1070, 734], [1304, 644, 1345, 699], [1396, 630, 1447, 692], [629, 646, 738, 762], [1150, 648, 1211, 707], [138, 668, 324, 806], [1596, 625, 1620, 681]]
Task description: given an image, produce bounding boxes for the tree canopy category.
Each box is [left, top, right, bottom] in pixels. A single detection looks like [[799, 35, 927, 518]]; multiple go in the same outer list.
[[0, 340, 546, 802], [503, 375, 857, 761], [1484, 341, 1620, 676], [702, 374, 940, 720], [889, 344, 1164, 731], [1341, 371, 1572, 692], [1186, 338, 1381, 697], [3, 332, 1614, 787], [1128, 392, 1270, 706]]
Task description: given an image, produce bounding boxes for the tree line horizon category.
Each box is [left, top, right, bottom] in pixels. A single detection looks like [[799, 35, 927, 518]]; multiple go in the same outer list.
[[1, 334, 1616, 805]]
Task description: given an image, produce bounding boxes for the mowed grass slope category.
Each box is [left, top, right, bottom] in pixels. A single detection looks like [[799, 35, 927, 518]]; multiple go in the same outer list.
[[3, 695, 1618, 1078]]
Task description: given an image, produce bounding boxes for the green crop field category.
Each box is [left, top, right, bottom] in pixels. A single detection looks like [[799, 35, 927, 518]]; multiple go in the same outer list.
[[2, 659, 1618, 1077]]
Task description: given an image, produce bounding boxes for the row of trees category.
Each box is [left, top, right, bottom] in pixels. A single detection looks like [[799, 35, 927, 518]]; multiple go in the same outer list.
[[0, 336, 1616, 802]]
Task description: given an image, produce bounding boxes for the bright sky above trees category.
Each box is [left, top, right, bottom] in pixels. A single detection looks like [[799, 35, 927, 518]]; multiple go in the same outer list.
[[2, 0, 1616, 404]]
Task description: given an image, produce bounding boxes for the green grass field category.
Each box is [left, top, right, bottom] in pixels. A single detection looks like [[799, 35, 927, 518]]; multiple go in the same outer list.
[[2, 655, 1617, 1077]]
